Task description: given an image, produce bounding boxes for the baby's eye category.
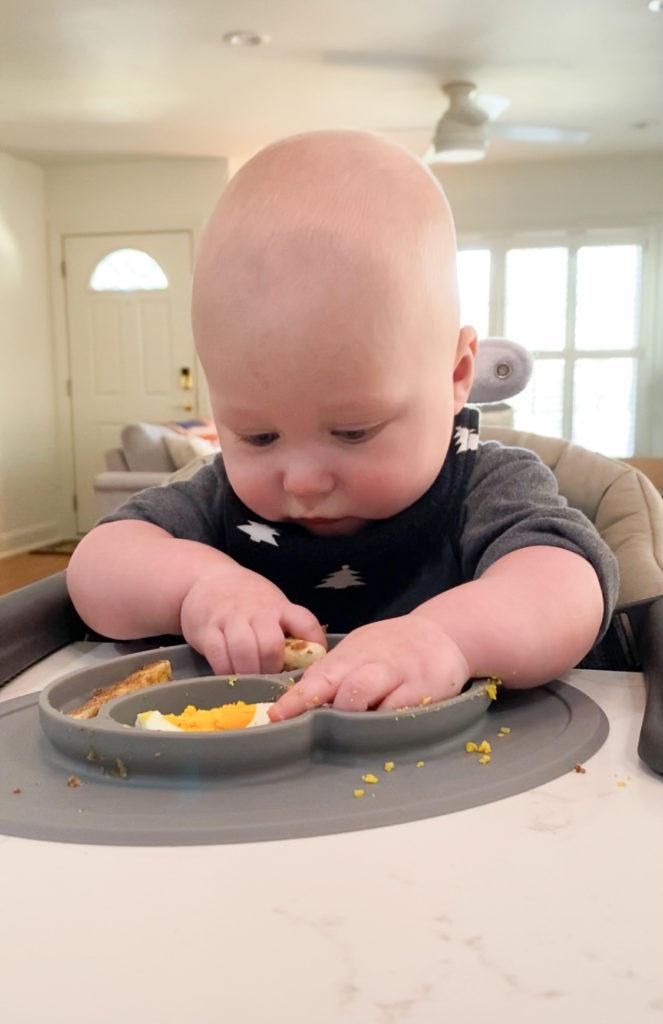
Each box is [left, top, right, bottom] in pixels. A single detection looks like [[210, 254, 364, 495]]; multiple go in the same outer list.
[[237, 432, 279, 447], [331, 425, 380, 444]]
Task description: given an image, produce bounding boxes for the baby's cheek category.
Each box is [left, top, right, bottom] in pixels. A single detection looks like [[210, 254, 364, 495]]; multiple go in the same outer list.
[[224, 462, 276, 517]]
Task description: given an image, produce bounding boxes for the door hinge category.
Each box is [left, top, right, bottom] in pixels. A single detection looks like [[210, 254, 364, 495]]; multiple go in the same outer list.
[[60, 258, 67, 278]]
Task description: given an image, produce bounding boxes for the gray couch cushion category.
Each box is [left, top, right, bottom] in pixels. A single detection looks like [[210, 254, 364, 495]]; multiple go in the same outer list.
[[120, 423, 177, 472]]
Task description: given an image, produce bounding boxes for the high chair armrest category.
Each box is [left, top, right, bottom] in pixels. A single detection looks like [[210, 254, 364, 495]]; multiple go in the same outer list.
[[0, 572, 86, 686], [638, 595, 663, 775]]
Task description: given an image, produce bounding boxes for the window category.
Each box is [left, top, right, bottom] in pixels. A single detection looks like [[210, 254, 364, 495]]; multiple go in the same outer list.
[[458, 233, 646, 456], [89, 248, 169, 291]]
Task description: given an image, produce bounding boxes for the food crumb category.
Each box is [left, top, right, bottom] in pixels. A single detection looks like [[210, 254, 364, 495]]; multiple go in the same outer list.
[[362, 773, 379, 785], [416, 761, 425, 768], [228, 677, 236, 687], [420, 696, 432, 706], [574, 764, 586, 774], [498, 727, 511, 735], [354, 789, 365, 798], [485, 678, 502, 700], [115, 759, 128, 779], [12, 787, 21, 794], [478, 740, 492, 754], [465, 741, 478, 753], [67, 775, 82, 787], [384, 761, 395, 772], [617, 780, 627, 788], [478, 754, 491, 764]]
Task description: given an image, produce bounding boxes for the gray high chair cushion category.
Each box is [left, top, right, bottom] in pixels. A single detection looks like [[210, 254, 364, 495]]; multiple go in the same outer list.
[[479, 425, 663, 609]]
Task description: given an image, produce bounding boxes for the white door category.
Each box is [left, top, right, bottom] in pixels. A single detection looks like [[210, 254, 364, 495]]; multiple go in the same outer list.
[[63, 231, 196, 532]]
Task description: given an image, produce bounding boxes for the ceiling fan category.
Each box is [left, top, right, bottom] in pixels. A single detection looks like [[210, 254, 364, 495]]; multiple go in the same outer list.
[[426, 81, 589, 164]]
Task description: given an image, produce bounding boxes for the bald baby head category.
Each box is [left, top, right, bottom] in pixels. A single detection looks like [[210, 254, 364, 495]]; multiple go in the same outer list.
[[192, 130, 464, 379]]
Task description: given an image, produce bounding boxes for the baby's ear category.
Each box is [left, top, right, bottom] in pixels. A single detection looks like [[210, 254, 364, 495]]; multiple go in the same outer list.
[[452, 326, 477, 412]]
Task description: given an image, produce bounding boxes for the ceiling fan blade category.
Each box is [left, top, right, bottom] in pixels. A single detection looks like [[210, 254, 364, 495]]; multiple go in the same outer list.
[[490, 123, 589, 144], [476, 93, 511, 121]]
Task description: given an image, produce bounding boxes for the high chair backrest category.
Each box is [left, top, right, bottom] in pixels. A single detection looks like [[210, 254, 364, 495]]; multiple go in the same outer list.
[[479, 424, 663, 609]]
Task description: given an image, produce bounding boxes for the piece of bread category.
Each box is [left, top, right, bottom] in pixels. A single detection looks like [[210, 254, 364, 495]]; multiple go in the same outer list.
[[282, 637, 326, 671], [68, 659, 173, 720]]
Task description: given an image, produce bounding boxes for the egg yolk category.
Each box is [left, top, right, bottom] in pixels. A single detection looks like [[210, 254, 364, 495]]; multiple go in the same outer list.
[[163, 702, 257, 731]]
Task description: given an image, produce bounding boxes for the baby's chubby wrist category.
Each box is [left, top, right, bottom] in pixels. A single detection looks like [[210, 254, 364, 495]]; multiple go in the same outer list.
[[407, 608, 471, 666]]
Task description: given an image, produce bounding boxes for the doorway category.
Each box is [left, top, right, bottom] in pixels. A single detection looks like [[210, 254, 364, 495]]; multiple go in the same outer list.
[[63, 231, 196, 532]]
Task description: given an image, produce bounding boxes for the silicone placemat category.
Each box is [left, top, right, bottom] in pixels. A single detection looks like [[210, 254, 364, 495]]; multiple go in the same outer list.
[[1, 682, 608, 846]]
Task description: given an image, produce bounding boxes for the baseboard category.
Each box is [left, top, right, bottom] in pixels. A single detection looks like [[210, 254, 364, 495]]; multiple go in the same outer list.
[[0, 521, 69, 560]]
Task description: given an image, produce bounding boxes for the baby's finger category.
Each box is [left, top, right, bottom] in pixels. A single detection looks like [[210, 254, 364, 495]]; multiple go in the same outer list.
[[269, 666, 339, 721], [222, 619, 263, 675], [193, 629, 232, 676], [281, 604, 327, 649], [332, 662, 400, 711], [377, 677, 460, 711]]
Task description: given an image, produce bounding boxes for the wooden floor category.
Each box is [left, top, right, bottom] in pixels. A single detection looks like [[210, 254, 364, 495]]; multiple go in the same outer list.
[[0, 553, 71, 597]]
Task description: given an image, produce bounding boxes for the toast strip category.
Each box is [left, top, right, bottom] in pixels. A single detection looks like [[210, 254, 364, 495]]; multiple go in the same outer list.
[[68, 659, 173, 719]]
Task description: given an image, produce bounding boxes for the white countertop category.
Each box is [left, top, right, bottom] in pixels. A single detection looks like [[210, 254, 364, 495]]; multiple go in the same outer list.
[[1, 647, 661, 1024]]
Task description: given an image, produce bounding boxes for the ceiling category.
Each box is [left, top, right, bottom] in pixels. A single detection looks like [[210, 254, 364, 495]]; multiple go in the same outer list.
[[1, 0, 662, 167]]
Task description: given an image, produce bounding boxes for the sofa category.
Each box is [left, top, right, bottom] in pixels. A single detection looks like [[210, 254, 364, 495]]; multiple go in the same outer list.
[[93, 420, 219, 518]]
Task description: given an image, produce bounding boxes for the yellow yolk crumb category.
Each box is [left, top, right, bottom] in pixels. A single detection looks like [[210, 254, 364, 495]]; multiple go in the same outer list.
[[163, 702, 259, 731], [478, 740, 492, 754], [465, 741, 478, 753], [354, 789, 365, 798], [479, 754, 491, 764], [416, 761, 425, 768], [498, 727, 511, 735], [384, 761, 395, 772], [420, 696, 432, 706], [485, 682, 498, 700], [362, 773, 379, 784]]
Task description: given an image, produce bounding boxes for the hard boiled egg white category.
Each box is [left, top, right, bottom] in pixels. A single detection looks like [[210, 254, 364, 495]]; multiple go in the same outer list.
[[135, 702, 273, 732]]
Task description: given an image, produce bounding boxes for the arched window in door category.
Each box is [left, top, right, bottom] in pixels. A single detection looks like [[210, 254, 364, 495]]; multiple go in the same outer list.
[[89, 248, 169, 291]]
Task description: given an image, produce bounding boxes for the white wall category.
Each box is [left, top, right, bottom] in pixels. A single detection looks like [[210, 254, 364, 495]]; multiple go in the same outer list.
[[435, 151, 663, 233], [0, 151, 64, 555]]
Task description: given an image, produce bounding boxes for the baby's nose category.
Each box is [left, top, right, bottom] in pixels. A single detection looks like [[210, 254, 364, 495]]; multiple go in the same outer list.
[[281, 456, 334, 497]]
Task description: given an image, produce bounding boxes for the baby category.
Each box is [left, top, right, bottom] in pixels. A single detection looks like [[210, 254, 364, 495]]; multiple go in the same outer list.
[[67, 130, 618, 720]]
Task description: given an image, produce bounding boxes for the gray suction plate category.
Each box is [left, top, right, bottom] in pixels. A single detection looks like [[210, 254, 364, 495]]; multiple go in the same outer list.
[[0, 643, 608, 846]]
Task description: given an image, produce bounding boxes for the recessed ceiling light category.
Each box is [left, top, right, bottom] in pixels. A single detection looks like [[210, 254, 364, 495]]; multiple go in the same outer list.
[[222, 29, 270, 47]]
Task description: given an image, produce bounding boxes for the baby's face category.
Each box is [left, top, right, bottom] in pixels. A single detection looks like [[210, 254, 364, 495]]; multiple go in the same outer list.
[[207, 318, 474, 536], [193, 131, 476, 534]]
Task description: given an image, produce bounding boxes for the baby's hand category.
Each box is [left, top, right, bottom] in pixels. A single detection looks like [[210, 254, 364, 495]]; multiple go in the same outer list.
[[269, 614, 470, 720], [180, 564, 326, 676]]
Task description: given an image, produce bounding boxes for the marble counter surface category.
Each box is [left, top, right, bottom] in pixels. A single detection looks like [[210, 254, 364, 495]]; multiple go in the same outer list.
[[1, 648, 661, 1024]]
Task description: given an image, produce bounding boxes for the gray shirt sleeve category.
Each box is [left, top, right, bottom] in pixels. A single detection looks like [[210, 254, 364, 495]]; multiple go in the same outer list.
[[461, 441, 620, 637], [98, 458, 228, 547]]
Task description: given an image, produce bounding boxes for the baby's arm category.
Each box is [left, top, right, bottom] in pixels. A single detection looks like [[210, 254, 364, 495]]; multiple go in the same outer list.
[[270, 545, 604, 719], [67, 520, 326, 674]]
